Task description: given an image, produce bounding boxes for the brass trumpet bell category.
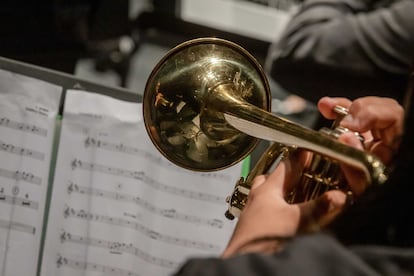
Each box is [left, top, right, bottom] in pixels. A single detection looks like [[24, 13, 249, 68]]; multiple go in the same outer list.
[[143, 38, 388, 218], [143, 38, 271, 171]]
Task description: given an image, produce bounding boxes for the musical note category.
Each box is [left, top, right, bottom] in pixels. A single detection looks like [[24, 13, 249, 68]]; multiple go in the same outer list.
[[56, 254, 141, 276], [0, 168, 42, 185], [56, 255, 66, 268], [66, 182, 224, 229], [0, 194, 39, 210], [83, 136, 231, 181], [57, 232, 179, 269], [71, 159, 82, 170], [67, 181, 79, 194], [63, 205, 75, 218], [59, 230, 72, 243], [36, 89, 242, 276], [84, 137, 101, 148], [0, 117, 10, 127], [62, 207, 220, 251], [70, 159, 225, 203], [0, 116, 47, 136], [0, 218, 36, 234], [0, 68, 64, 276], [0, 140, 45, 160]]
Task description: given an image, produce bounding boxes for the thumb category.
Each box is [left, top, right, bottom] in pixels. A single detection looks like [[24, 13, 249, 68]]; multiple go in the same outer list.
[[298, 190, 347, 232], [250, 175, 267, 191]]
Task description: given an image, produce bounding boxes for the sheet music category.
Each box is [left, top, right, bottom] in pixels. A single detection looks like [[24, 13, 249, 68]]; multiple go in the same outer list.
[[0, 69, 62, 276], [41, 90, 241, 276]]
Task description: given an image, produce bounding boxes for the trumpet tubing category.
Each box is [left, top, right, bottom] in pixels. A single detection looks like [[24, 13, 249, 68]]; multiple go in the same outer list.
[[225, 111, 363, 220], [142, 37, 388, 220]]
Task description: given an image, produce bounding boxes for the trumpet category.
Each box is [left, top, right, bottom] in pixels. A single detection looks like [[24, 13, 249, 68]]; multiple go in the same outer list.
[[142, 37, 388, 219], [224, 105, 362, 219]]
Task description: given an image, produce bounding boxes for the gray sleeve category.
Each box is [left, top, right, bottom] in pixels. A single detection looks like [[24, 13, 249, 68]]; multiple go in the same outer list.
[[173, 234, 413, 276], [266, 0, 414, 103]]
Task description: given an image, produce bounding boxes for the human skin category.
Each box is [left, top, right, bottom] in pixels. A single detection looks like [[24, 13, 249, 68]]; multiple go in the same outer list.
[[221, 96, 404, 258]]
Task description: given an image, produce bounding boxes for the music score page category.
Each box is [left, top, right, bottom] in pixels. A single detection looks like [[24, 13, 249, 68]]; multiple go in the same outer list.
[[41, 89, 241, 276], [0, 69, 62, 276]]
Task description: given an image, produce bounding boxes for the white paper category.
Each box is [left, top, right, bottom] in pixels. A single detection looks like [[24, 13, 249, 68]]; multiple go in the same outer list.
[[0, 69, 62, 276], [41, 90, 240, 276]]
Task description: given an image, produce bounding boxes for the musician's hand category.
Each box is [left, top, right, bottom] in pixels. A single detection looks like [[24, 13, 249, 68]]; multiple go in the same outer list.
[[317, 96, 404, 195], [318, 96, 404, 164], [221, 153, 345, 258], [221, 96, 404, 258]]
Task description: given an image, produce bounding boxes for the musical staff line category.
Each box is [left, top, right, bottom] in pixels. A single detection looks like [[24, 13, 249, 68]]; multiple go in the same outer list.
[[85, 136, 170, 165], [56, 255, 141, 276], [0, 218, 36, 234], [0, 168, 42, 185], [0, 140, 45, 160], [70, 159, 225, 204], [67, 183, 224, 229], [58, 231, 180, 269], [0, 194, 39, 210], [84, 136, 232, 181], [63, 207, 220, 251], [0, 116, 47, 136]]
